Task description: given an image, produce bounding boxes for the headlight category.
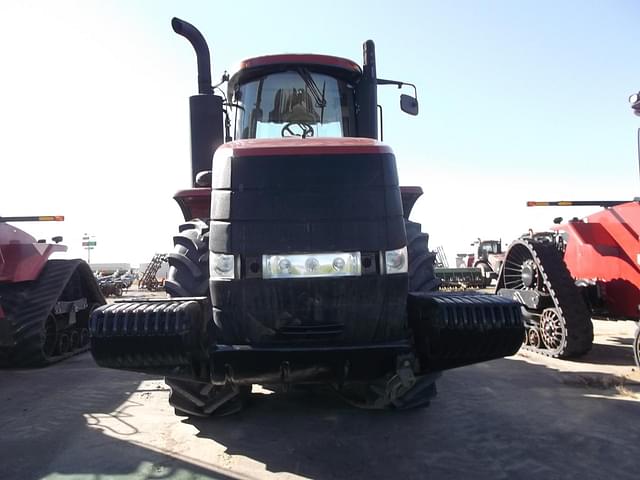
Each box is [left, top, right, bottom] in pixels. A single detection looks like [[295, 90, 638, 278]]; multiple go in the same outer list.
[[263, 252, 361, 279], [210, 253, 235, 279], [384, 247, 408, 274]]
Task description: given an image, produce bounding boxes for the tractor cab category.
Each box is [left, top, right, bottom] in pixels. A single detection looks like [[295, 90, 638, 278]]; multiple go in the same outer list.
[[477, 239, 502, 260], [228, 55, 361, 139]]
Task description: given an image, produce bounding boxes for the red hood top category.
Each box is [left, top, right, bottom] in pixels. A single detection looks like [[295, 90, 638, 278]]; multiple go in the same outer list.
[[214, 137, 393, 159], [232, 54, 361, 74]]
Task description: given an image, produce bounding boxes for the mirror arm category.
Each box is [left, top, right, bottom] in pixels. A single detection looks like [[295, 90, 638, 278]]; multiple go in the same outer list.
[[377, 78, 418, 100]]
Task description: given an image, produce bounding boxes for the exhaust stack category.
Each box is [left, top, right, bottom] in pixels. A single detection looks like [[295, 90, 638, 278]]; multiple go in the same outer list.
[[172, 17, 224, 187]]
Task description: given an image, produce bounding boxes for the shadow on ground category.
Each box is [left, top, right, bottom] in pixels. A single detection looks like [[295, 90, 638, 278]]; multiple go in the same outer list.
[[570, 341, 636, 366], [0, 355, 235, 480], [181, 357, 640, 480], [2, 352, 640, 480]]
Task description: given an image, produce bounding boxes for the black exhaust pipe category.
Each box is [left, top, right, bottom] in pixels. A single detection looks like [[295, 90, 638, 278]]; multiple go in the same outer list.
[[356, 40, 378, 140], [172, 17, 213, 95], [172, 17, 224, 187]]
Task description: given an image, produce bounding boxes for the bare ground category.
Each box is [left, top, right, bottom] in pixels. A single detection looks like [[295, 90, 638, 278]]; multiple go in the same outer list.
[[0, 319, 638, 480]]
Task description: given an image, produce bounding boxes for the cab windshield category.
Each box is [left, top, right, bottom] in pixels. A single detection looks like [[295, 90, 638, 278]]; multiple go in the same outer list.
[[232, 70, 356, 139]]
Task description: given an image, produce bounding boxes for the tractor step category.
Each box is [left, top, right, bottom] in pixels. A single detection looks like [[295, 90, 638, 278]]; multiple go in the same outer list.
[[408, 292, 524, 372], [89, 299, 206, 376]]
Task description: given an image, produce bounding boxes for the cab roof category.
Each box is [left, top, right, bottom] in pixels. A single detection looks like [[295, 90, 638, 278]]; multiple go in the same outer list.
[[228, 54, 362, 93]]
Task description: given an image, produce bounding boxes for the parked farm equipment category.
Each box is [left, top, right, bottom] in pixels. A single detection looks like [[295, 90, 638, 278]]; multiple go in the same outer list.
[[138, 254, 166, 291], [95, 270, 136, 297], [89, 17, 524, 416], [496, 91, 640, 365], [0, 216, 105, 366], [436, 239, 504, 289], [96, 275, 125, 297]]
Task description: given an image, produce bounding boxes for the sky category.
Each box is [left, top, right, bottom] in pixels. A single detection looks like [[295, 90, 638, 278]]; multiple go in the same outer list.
[[1, 0, 639, 266]]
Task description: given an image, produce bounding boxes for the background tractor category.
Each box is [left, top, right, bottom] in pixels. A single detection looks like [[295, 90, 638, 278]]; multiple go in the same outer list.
[[90, 18, 524, 416], [0, 216, 104, 366], [496, 91, 640, 364]]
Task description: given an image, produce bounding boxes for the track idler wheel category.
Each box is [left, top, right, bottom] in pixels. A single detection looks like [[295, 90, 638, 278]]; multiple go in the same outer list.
[[57, 333, 71, 355], [70, 330, 80, 350], [539, 307, 567, 355], [80, 328, 90, 347], [526, 327, 541, 348], [41, 314, 58, 359]]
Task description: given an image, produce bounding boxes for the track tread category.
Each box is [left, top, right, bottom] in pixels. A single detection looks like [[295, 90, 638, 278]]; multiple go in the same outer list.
[[499, 239, 593, 358], [0, 259, 104, 367]]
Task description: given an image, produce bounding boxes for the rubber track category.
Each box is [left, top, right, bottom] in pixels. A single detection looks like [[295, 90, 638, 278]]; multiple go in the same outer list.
[[90, 300, 203, 374], [0, 259, 105, 367], [503, 239, 593, 358], [408, 292, 524, 372]]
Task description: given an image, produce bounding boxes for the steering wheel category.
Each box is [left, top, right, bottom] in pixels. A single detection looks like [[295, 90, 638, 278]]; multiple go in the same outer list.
[[281, 122, 315, 139]]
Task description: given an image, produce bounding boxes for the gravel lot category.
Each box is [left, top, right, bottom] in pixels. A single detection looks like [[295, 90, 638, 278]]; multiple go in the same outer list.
[[1, 318, 638, 480]]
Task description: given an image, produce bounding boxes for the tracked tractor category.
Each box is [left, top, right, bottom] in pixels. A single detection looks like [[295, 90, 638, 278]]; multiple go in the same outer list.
[[0, 216, 105, 366], [496, 92, 640, 364], [89, 18, 524, 416]]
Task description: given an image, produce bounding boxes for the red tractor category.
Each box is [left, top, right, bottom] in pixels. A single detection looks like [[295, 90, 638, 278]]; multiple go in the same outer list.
[[0, 216, 104, 366], [90, 18, 524, 416], [496, 92, 640, 366]]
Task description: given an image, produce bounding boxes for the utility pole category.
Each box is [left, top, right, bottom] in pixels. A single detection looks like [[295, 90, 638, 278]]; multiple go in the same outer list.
[[82, 233, 97, 266]]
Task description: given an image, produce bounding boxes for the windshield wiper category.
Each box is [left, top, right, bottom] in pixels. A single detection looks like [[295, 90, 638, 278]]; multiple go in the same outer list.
[[296, 68, 326, 122]]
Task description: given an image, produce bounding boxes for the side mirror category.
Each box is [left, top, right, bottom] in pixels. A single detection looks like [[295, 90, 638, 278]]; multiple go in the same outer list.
[[553, 217, 563, 225], [52, 236, 63, 244], [629, 92, 640, 116], [400, 94, 418, 115]]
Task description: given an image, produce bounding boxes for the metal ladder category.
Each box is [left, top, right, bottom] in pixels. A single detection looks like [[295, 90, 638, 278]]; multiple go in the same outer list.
[[138, 253, 167, 291], [435, 246, 449, 268]]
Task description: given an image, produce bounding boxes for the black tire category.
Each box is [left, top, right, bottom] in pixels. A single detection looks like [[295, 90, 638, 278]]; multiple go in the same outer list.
[[405, 220, 440, 292], [166, 378, 250, 417], [164, 220, 249, 417], [474, 261, 492, 288], [165, 220, 210, 298], [336, 373, 439, 410]]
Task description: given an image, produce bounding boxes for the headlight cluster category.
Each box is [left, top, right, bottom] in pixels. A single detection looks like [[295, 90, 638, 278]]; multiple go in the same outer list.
[[263, 252, 361, 279], [210, 253, 236, 279], [210, 247, 408, 280], [384, 247, 408, 274]]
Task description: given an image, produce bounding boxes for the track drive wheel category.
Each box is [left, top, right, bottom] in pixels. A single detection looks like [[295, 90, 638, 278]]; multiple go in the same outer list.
[[166, 378, 250, 417], [497, 239, 592, 357], [165, 220, 210, 297], [405, 220, 440, 292]]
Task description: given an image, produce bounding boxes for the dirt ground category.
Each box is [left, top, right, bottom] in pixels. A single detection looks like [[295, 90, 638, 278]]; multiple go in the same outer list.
[[1, 312, 638, 480]]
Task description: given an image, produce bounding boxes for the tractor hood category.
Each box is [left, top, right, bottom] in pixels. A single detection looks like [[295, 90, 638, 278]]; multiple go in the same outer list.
[[214, 137, 392, 159]]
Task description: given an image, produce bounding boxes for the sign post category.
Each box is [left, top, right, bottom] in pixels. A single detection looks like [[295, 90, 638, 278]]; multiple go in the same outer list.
[[82, 234, 97, 265]]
